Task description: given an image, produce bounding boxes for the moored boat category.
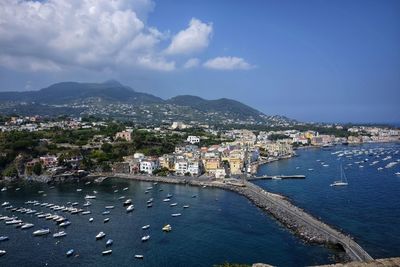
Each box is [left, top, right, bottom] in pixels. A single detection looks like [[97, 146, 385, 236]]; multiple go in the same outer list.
[[33, 228, 50, 236]]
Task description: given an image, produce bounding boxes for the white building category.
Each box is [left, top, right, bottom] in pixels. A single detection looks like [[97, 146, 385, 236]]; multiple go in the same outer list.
[[140, 159, 158, 174], [174, 160, 188, 175], [188, 160, 201, 176], [187, 135, 200, 144]]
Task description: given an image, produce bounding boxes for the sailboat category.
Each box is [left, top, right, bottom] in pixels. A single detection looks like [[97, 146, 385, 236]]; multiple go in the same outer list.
[[330, 164, 348, 187]]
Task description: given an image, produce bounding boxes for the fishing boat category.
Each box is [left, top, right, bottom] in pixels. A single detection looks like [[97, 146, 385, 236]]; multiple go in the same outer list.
[[141, 235, 150, 242], [96, 231, 106, 240], [330, 165, 348, 187], [142, 225, 150, 230], [33, 228, 50, 236], [162, 224, 172, 232], [66, 249, 74, 257]]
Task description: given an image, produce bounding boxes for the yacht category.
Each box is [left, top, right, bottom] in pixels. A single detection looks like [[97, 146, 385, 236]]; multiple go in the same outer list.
[[21, 223, 34, 229], [162, 224, 172, 232], [59, 221, 71, 227], [53, 231, 67, 238], [102, 249, 112, 255], [33, 229, 50, 236], [96, 231, 106, 240], [142, 225, 150, 230], [123, 199, 132, 206], [126, 205, 134, 212], [330, 165, 348, 187], [141, 235, 150, 242]]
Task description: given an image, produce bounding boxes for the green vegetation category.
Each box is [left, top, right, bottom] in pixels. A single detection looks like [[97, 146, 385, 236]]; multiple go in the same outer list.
[[213, 263, 251, 267]]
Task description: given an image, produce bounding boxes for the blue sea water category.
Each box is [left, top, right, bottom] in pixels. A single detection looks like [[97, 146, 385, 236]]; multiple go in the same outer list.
[[0, 142, 398, 266], [255, 142, 400, 259]]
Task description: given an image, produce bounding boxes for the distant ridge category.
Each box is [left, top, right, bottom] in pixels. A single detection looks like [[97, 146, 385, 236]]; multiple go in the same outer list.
[[0, 81, 295, 126]]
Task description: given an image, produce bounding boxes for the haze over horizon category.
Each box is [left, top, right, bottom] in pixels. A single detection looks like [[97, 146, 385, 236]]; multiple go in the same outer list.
[[0, 0, 399, 124]]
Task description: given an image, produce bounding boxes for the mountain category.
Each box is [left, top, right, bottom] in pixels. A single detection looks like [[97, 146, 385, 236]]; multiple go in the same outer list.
[[0, 81, 295, 126]]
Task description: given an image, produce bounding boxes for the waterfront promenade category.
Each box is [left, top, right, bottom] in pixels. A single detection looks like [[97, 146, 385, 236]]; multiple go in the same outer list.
[[89, 173, 373, 262]]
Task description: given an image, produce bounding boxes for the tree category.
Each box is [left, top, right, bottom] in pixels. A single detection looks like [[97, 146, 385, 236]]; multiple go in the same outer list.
[[2, 164, 18, 178], [32, 162, 43, 176], [101, 143, 113, 153]]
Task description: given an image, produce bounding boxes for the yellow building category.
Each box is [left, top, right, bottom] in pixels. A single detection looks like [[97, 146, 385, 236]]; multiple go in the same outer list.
[[228, 157, 243, 175], [203, 158, 220, 174]]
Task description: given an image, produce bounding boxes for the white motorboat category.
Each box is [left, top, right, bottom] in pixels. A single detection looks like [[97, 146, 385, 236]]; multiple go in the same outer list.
[[96, 231, 106, 240], [162, 224, 172, 232], [141, 235, 150, 242], [134, 254, 144, 259], [142, 225, 150, 230], [59, 221, 71, 227], [33, 228, 50, 236], [53, 231, 67, 238], [171, 213, 182, 217], [21, 223, 34, 229], [85, 195, 96, 199], [102, 249, 112, 255], [126, 205, 134, 212]]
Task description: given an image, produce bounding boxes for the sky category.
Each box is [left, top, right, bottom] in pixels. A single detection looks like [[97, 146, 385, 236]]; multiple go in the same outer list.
[[0, 0, 399, 124]]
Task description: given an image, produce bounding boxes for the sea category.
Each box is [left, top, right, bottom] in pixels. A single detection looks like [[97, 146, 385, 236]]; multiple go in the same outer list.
[[0, 142, 399, 267]]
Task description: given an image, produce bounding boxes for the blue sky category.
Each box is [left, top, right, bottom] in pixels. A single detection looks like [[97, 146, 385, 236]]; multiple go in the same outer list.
[[0, 0, 399, 123]]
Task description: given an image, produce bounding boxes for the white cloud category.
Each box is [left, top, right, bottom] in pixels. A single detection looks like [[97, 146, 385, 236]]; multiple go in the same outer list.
[[183, 58, 200, 69], [165, 18, 212, 55], [203, 56, 253, 70], [0, 0, 175, 72]]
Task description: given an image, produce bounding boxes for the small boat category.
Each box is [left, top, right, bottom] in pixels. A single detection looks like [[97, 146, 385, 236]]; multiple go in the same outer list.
[[89, 217, 94, 222], [191, 195, 197, 198], [96, 231, 106, 240], [102, 211, 110, 215], [163, 198, 171, 202], [0, 236, 9, 242], [134, 254, 144, 259], [146, 187, 153, 190], [105, 206, 115, 209], [159, 189, 163, 192], [6, 219, 23, 225], [102, 249, 112, 256], [123, 199, 132, 206], [118, 196, 125, 200], [53, 231, 67, 238], [170, 203, 177, 207], [141, 235, 150, 242], [395, 172, 400, 176], [83, 202, 91, 207], [76, 189, 82, 192], [147, 203, 153, 208], [15, 222, 24, 228], [146, 198, 153, 204], [85, 195, 96, 199], [142, 225, 150, 230], [1, 187, 7, 192], [166, 194, 172, 198], [33, 228, 50, 236], [183, 205, 190, 208], [21, 223, 34, 229], [66, 249, 74, 257], [114, 189, 119, 193], [123, 187, 128, 191], [106, 239, 113, 246], [85, 181, 91, 185], [104, 218, 110, 223], [59, 221, 71, 227], [0, 250, 6, 256], [82, 211, 91, 215], [1, 202, 10, 207], [162, 224, 172, 232], [71, 202, 79, 206], [126, 205, 134, 212], [171, 213, 182, 217]]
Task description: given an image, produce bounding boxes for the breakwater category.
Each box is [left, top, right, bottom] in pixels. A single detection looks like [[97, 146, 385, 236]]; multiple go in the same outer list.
[[91, 172, 373, 262]]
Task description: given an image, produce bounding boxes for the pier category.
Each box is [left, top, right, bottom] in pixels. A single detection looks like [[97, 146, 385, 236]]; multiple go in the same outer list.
[[249, 174, 306, 180], [91, 173, 373, 262]]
